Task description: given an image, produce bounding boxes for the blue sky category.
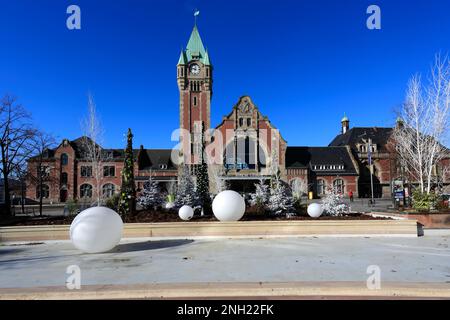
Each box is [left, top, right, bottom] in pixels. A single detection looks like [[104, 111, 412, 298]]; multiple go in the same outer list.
[[1, 0, 449, 149]]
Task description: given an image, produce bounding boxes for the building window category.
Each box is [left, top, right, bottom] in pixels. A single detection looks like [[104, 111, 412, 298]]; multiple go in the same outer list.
[[38, 166, 50, 178], [102, 183, 115, 198], [239, 118, 244, 127], [159, 164, 168, 170], [61, 154, 68, 166], [247, 118, 251, 127], [81, 166, 92, 177], [103, 166, 115, 177], [80, 184, 93, 198], [36, 184, 50, 199], [193, 96, 197, 106], [61, 172, 68, 185], [317, 179, 326, 195], [333, 179, 344, 194]]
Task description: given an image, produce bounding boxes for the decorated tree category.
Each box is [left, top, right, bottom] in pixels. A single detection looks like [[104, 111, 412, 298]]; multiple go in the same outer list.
[[249, 179, 270, 212], [175, 165, 197, 208], [268, 175, 294, 216], [195, 122, 212, 214], [321, 187, 348, 216], [137, 176, 163, 210], [118, 128, 136, 215]]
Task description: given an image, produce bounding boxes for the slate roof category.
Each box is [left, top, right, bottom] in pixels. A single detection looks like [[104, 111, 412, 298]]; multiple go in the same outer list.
[[285, 146, 358, 175], [137, 149, 177, 171], [329, 127, 393, 152], [28, 137, 177, 171]]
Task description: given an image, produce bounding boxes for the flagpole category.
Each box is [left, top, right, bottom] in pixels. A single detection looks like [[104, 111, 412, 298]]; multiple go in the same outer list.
[[194, 9, 199, 26]]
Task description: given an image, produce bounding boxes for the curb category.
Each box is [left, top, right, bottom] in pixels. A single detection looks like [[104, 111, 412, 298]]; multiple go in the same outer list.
[[1, 282, 449, 300], [0, 220, 420, 242]]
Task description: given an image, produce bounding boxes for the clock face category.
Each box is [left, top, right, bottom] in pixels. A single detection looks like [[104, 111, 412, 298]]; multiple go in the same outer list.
[[190, 64, 200, 75]]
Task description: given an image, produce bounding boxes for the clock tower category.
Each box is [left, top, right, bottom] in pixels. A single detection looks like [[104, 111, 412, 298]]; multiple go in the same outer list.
[[177, 23, 212, 165]]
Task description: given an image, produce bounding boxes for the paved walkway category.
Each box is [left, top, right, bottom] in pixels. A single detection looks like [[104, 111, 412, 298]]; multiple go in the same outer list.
[[1, 235, 449, 290]]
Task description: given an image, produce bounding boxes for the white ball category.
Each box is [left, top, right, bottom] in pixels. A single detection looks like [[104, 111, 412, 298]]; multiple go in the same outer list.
[[179, 205, 193, 220], [307, 203, 323, 218], [212, 190, 246, 221], [70, 206, 123, 253]]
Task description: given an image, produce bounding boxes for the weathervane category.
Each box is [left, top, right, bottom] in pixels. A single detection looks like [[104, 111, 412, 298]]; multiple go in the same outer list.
[[194, 9, 200, 26]]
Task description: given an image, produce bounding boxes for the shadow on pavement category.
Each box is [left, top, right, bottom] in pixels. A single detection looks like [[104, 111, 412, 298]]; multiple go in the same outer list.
[[110, 239, 195, 253], [0, 248, 25, 256]]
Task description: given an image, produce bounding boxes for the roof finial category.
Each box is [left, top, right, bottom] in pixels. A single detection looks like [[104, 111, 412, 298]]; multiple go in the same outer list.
[[194, 9, 200, 27]]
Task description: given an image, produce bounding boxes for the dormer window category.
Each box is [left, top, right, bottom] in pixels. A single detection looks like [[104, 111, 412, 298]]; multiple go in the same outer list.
[[159, 164, 168, 170]]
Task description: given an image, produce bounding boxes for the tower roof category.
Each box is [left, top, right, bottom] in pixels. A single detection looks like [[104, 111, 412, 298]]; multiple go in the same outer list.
[[177, 50, 187, 65], [186, 25, 206, 60], [178, 24, 210, 65], [203, 50, 211, 66], [341, 115, 349, 122]]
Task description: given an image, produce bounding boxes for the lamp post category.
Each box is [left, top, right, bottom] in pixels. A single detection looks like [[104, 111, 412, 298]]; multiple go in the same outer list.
[[368, 138, 375, 206]]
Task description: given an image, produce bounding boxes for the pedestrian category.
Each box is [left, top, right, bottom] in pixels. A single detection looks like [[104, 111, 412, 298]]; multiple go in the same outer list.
[[349, 190, 354, 202]]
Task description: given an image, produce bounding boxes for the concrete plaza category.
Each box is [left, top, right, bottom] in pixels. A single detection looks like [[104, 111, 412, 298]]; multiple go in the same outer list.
[[1, 232, 449, 294]]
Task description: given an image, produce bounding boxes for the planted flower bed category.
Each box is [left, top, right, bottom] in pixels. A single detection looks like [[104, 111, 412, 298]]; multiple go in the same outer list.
[[2, 207, 390, 227]]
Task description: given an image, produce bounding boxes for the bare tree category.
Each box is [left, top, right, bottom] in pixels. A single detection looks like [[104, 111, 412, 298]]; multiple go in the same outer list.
[[81, 94, 110, 206], [291, 178, 308, 199], [27, 130, 57, 216], [0, 95, 36, 215], [393, 54, 450, 194]]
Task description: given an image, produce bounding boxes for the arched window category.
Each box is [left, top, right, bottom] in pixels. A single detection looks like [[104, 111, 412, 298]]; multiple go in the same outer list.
[[36, 184, 50, 199], [80, 184, 93, 198], [61, 172, 68, 185], [333, 179, 345, 194], [102, 183, 115, 198], [317, 179, 326, 195], [61, 154, 68, 166]]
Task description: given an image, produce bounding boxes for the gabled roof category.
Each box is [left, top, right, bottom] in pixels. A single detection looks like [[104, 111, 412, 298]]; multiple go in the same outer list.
[[286, 146, 358, 175], [329, 127, 393, 152], [138, 149, 177, 171]]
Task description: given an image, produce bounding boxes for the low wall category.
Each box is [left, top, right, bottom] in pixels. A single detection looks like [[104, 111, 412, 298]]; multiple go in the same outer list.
[[405, 214, 450, 229], [0, 220, 419, 242]]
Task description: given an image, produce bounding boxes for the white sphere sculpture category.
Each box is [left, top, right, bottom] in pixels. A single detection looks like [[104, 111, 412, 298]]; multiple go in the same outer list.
[[212, 190, 246, 221], [178, 205, 194, 221], [70, 206, 123, 253], [307, 203, 323, 218]]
